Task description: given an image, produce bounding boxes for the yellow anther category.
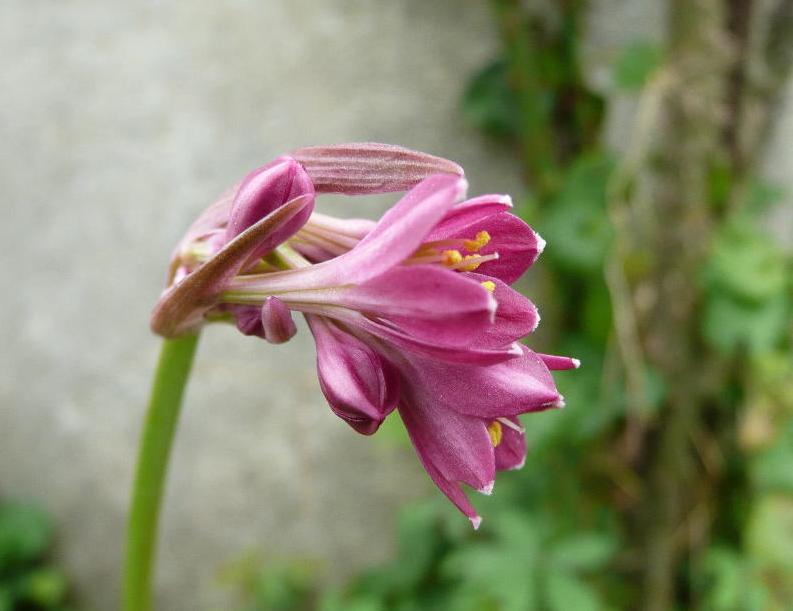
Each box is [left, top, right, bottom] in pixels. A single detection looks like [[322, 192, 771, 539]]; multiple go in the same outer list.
[[460, 254, 482, 271], [480, 280, 496, 293], [487, 421, 503, 447], [463, 230, 491, 252], [441, 249, 463, 266]]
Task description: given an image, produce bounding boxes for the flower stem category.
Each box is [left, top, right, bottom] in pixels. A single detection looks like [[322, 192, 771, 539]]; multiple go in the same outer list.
[[122, 333, 200, 611]]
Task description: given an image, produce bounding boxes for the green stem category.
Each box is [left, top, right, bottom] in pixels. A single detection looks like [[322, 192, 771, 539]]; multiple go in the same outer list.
[[122, 334, 200, 611]]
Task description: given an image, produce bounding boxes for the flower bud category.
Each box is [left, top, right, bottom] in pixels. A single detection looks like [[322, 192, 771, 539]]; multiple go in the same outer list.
[[308, 316, 399, 435], [260, 297, 297, 344]]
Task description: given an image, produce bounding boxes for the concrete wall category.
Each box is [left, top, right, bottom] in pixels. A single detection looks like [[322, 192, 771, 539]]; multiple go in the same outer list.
[[1, 1, 791, 610]]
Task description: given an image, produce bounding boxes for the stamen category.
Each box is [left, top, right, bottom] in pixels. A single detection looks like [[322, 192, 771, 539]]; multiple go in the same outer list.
[[487, 421, 503, 447], [441, 250, 463, 266], [463, 230, 491, 252], [480, 280, 496, 293], [447, 252, 499, 272], [497, 417, 525, 434]]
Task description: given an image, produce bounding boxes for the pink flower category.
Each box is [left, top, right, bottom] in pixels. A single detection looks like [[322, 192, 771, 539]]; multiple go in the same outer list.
[[151, 143, 577, 527]]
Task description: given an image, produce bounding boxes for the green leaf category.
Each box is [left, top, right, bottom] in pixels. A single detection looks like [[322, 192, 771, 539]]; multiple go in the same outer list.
[[364, 503, 443, 596], [752, 422, 793, 494], [702, 292, 789, 355], [742, 180, 786, 216], [544, 572, 602, 611], [549, 533, 616, 571], [747, 495, 793, 571], [613, 42, 664, 90], [697, 547, 746, 611], [462, 59, 520, 141], [0, 502, 53, 568], [19, 567, 68, 606], [541, 154, 614, 274], [705, 224, 788, 303]]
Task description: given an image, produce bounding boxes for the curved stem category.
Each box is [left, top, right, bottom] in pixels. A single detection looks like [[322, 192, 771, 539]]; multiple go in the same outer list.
[[122, 334, 200, 611]]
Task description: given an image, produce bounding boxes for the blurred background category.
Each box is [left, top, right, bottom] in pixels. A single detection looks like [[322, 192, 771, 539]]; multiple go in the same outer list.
[[1, 1, 792, 610]]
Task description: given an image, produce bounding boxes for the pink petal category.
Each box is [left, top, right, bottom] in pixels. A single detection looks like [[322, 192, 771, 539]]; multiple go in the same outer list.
[[227, 174, 468, 292], [260, 297, 297, 344], [292, 142, 464, 194], [275, 265, 496, 346], [398, 395, 495, 494], [228, 304, 267, 338], [494, 416, 527, 471], [225, 157, 315, 242], [431, 194, 513, 237], [538, 353, 581, 370], [401, 423, 483, 527], [429, 211, 545, 284], [151, 194, 313, 337], [167, 187, 236, 285], [297, 307, 521, 365], [465, 272, 540, 347], [306, 212, 376, 239], [308, 316, 399, 435], [394, 345, 562, 419]]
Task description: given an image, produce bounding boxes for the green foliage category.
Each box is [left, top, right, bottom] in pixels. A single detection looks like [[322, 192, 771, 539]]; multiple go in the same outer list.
[[219, 553, 320, 611], [613, 42, 664, 90], [461, 59, 521, 142], [702, 221, 791, 355], [0, 501, 74, 611], [541, 154, 614, 273]]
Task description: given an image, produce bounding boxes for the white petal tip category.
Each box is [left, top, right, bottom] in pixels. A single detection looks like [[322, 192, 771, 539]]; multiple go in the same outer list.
[[478, 481, 495, 496], [553, 396, 566, 409], [509, 457, 527, 471], [535, 233, 547, 254], [571, 358, 581, 369], [470, 516, 482, 530], [509, 343, 523, 357], [455, 177, 469, 201], [500, 194, 514, 208]]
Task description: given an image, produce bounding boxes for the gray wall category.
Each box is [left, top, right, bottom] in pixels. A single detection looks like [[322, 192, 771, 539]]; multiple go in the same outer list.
[[1, 1, 791, 610]]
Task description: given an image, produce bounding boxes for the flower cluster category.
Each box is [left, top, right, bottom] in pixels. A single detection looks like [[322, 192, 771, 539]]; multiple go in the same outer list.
[[152, 143, 578, 527]]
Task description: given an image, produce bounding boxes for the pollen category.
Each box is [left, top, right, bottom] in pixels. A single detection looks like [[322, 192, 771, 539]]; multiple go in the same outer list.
[[487, 421, 503, 447], [463, 230, 491, 252], [480, 280, 496, 293], [460, 254, 483, 271], [441, 249, 463, 266]]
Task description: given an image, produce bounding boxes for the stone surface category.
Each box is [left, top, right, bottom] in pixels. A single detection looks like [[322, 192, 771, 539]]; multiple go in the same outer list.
[[1, 1, 791, 610], [0, 1, 521, 609]]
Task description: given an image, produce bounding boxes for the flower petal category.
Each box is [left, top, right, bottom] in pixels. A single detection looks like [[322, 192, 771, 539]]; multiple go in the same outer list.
[[260, 297, 297, 344], [429, 211, 545, 284], [292, 142, 464, 194], [227, 174, 468, 292], [151, 194, 313, 337], [431, 194, 513, 237], [275, 265, 496, 346], [494, 416, 527, 471], [296, 307, 521, 365], [394, 345, 562, 419], [308, 316, 399, 435], [538, 353, 581, 370], [401, 424, 483, 527], [465, 272, 539, 347], [398, 395, 495, 494], [305, 212, 376, 239], [167, 187, 236, 285], [225, 157, 315, 243]]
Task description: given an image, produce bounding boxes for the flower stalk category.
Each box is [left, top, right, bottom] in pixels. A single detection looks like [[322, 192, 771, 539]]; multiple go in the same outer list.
[[122, 333, 200, 611]]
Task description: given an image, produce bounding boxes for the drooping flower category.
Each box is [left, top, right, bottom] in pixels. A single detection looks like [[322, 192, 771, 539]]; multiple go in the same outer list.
[[151, 143, 577, 527]]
